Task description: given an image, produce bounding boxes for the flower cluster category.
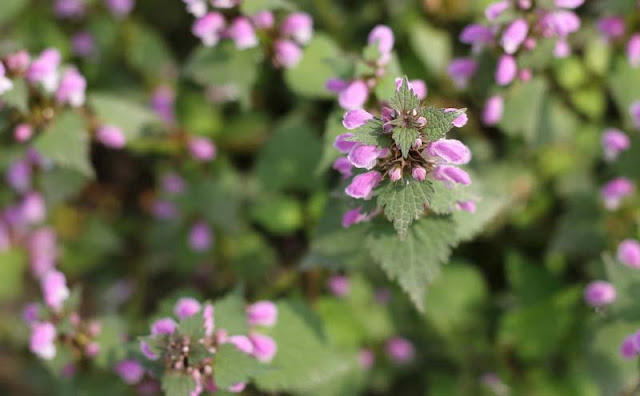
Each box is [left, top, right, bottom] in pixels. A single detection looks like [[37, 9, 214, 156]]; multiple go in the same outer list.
[[327, 25, 427, 111], [138, 297, 278, 394], [449, 0, 586, 126], [185, 1, 313, 68], [55, 0, 135, 19], [333, 78, 474, 229]]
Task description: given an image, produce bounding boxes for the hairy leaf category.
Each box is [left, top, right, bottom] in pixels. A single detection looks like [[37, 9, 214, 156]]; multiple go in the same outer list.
[[389, 77, 419, 113], [348, 118, 391, 147], [178, 314, 205, 340], [215, 344, 266, 389], [422, 107, 465, 142], [376, 179, 434, 239], [162, 371, 196, 396], [214, 291, 248, 335], [392, 126, 419, 158]]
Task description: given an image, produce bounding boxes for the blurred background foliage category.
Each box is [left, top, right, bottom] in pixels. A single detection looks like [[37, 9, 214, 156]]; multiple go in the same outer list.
[[1, 0, 640, 395]]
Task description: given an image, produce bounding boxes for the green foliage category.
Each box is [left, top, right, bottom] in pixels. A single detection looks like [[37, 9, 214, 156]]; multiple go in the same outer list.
[[376, 178, 434, 239], [348, 118, 391, 147], [162, 371, 196, 396], [389, 78, 419, 113], [215, 343, 266, 388], [285, 34, 341, 99], [422, 107, 465, 142], [0, 0, 28, 27], [2, 79, 28, 113], [178, 314, 206, 339], [213, 292, 248, 336], [391, 126, 419, 158], [0, 250, 25, 301], [90, 93, 158, 141]]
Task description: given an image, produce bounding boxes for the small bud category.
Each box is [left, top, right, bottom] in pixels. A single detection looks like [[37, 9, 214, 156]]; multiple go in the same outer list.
[[247, 301, 278, 327], [496, 55, 517, 86], [174, 298, 202, 319], [188, 221, 214, 252], [85, 342, 100, 357], [188, 136, 217, 161], [250, 332, 278, 363], [150, 86, 176, 124], [140, 341, 158, 360], [411, 167, 427, 181], [621, 335, 638, 359], [385, 337, 415, 364], [413, 138, 423, 148], [584, 281, 616, 307], [389, 167, 402, 182], [483, 95, 504, 126], [456, 200, 476, 213], [280, 12, 313, 45], [96, 125, 126, 149], [618, 239, 640, 268], [22, 303, 40, 324]]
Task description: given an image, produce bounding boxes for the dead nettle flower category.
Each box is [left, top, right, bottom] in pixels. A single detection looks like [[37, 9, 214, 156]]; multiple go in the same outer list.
[[584, 281, 616, 307], [150, 85, 176, 124], [188, 221, 214, 252], [139, 297, 278, 394], [630, 101, 640, 130], [601, 177, 634, 210], [618, 239, 640, 268], [601, 128, 630, 162], [335, 77, 472, 231], [385, 336, 415, 365]]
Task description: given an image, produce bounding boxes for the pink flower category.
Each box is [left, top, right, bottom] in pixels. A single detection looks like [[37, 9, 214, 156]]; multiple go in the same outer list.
[[501, 19, 529, 54], [496, 55, 517, 86], [368, 25, 395, 55], [346, 171, 382, 199], [192, 12, 226, 47], [247, 301, 278, 327], [334, 133, 357, 153], [394, 78, 427, 100], [358, 349, 375, 370], [30, 322, 57, 360], [54, 0, 86, 19], [114, 359, 145, 385], [448, 58, 477, 89], [72, 32, 96, 57], [584, 281, 616, 307], [140, 341, 158, 360], [427, 139, 472, 165], [630, 101, 640, 129], [251, 11, 274, 29], [183, 0, 207, 17], [483, 95, 504, 126], [341, 207, 373, 228], [618, 239, 640, 268], [162, 172, 185, 195], [460, 24, 494, 47], [150, 86, 176, 124], [343, 109, 374, 130], [22, 303, 40, 324], [540, 11, 581, 37], [332, 157, 353, 179], [105, 0, 135, 18], [628, 34, 640, 68], [6, 158, 32, 193], [152, 200, 179, 220], [412, 167, 427, 181], [433, 165, 471, 187], [385, 337, 415, 364], [41, 270, 70, 311], [554, 0, 584, 8], [56, 68, 86, 107], [327, 275, 350, 297], [249, 332, 277, 362], [348, 144, 383, 170], [5, 50, 30, 73], [444, 108, 468, 128], [621, 335, 638, 359], [601, 128, 630, 161], [597, 16, 626, 41], [210, 0, 238, 8], [601, 177, 634, 210], [188, 221, 213, 252], [151, 318, 177, 335], [27, 49, 61, 92], [339, 80, 369, 110], [280, 12, 313, 45], [456, 200, 476, 213], [188, 137, 217, 161], [228, 17, 258, 49], [485, 1, 509, 21], [174, 298, 202, 319], [389, 167, 402, 182], [326, 78, 349, 93], [21, 192, 46, 225], [96, 125, 126, 149], [228, 335, 254, 354], [273, 40, 303, 68], [204, 303, 214, 336], [28, 228, 57, 278], [227, 382, 247, 393]]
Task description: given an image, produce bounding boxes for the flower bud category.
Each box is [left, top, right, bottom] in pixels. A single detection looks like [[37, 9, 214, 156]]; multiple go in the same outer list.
[[96, 125, 126, 149], [6, 50, 30, 73], [485, 1, 509, 21], [385, 337, 414, 364], [41, 270, 70, 311], [618, 239, 640, 268], [338, 80, 369, 110], [483, 95, 504, 126], [389, 167, 402, 182], [496, 55, 517, 86], [332, 157, 353, 179], [433, 165, 471, 187], [150, 86, 176, 124], [584, 281, 616, 307], [601, 128, 630, 161], [228, 17, 258, 49], [328, 275, 350, 297], [280, 12, 313, 45], [597, 16, 626, 41], [346, 171, 382, 199], [601, 177, 634, 210], [174, 298, 202, 319], [250, 333, 277, 362], [85, 342, 100, 357], [28, 228, 57, 278], [56, 68, 86, 107], [273, 39, 303, 68], [358, 348, 375, 370], [427, 139, 472, 165], [247, 301, 278, 327], [30, 322, 57, 360], [114, 360, 145, 385], [501, 19, 529, 54], [188, 221, 213, 252], [192, 12, 226, 47], [460, 24, 494, 47], [188, 136, 217, 161], [448, 58, 477, 89], [6, 159, 31, 193], [411, 167, 427, 181], [21, 192, 46, 225], [326, 78, 349, 93], [343, 109, 374, 130]]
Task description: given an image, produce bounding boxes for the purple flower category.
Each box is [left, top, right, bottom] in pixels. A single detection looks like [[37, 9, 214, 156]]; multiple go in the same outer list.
[[247, 301, 278, 327], [621, 335, 638, 359], [22, 303, 40, 324], [343, 109, 374, 130], [339, 80, 369, 110], [228, 335, 254, 354], [630, 101, 640, 129], [174, 298, 201, 319], [251, 11, 274, 29], [332, 157, 353, 179], [114, 360, 145, 384], [496, 55, 517, 86], [183, 0, 207, 17], [457, 200, 476, 213], [346, 171, 382, 199], [228, 17, 258, 49], [601, 177, 634, 210], [6, 159, 32, 193], [555, 0, 584, 8], [348, 144, 383, 170], [150, 86, 176, 124], [280, 12, 313, 45], [105, 0, 135, 18], [152, 200, 179, 220], [584, 281, 616, 307], [30, 322, 57, 360], [412, 167, 427, 181], [273, 39, 303, 68], [0, 63, 12, 95], [341, 207, 372, 228], [41, 270, 70, 311], [96, 125, 126, 149], [483, 95, 504, 125], [21, 192, 46, 225], [597, 16, 626, 41], [485, 1, 509, 21], [501, 19, 529, 54], [358, 349, 375, 370], [188, 221, 213, 252], [151, 317, 178, 335], [56, 68, 86, 107], [71, 32, 96, 57], [249, 332, 277, 362], [188, 136, 217, 161], [28, 228, 57, 278], [628, 34, 640, 68], [327, 275, 350, 297], [427, 139, 472, 165], [448, 58, 477, 89], [192, 12, 226, 47], [460, 24, 494, 48], [618, 239, 640, 268], [6, 51, 30, 73], [385, 337, 415, 364], [139, 341, 158, 360], [326, 78, 349, 93], [228, 382, 247, 393], [433, 165, 471, 187], [27, 49, 61, 92], [444, 108, 468, 128], [540, 11, 581, 38], [601, 128, 630, 161], [54, 0, 86, 19], [368, 25, 395, 55], [161, 172, 185, 195]]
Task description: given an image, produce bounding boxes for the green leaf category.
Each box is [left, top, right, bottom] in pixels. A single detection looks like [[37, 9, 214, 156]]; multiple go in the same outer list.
[[178, 314, 205, 340], [162, 371, 196, 396], [0, 0, 28, 27], [392, 127, 419, 158], [389, 77, 419, 113], [2, 79, 28, 113], [499, 78, 548, 142], [428, 181, 472, 215], [214, 344, 266, 389], [604, 254, 640, 321], [367, 216, 458, 311], [316, 109, 348, 174], [250, 194, 304, 235], [240, 0, 292, 13], [90, 93, 158, 141], [608, 55, 640, 129], [34, 111, 93, 177], [409, 21, 452, 76], [123, 22, 175, 83], [254, 301, 353, 393], [93, 316, 128, 369], [0, 250, 25, 300], [214, 292, 248, 336], [347, 118, 391, 147], [284, 34, 341, 99], [422, 107, 465, 142], [376, 179, 434, 239]]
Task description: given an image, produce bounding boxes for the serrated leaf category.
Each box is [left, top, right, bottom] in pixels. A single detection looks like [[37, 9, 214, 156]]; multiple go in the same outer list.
[[178, 314, 205, 340], [162, 371, 196, 396], [429, 181, 472, 214], [93, 316, 128, 369], [2, 78, 28, 113], [90, 93, 158, 141], [376, 179, 434, 239], [367, 217, 458, 312], [422, 107, 464, 142], [214, 343, 266, 388], [214, 292, 248, 335], [34, 111, 93, 177], [347, 118, 391, 147], [389, 77, 419, 113], [391, 126, 419, 158]]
